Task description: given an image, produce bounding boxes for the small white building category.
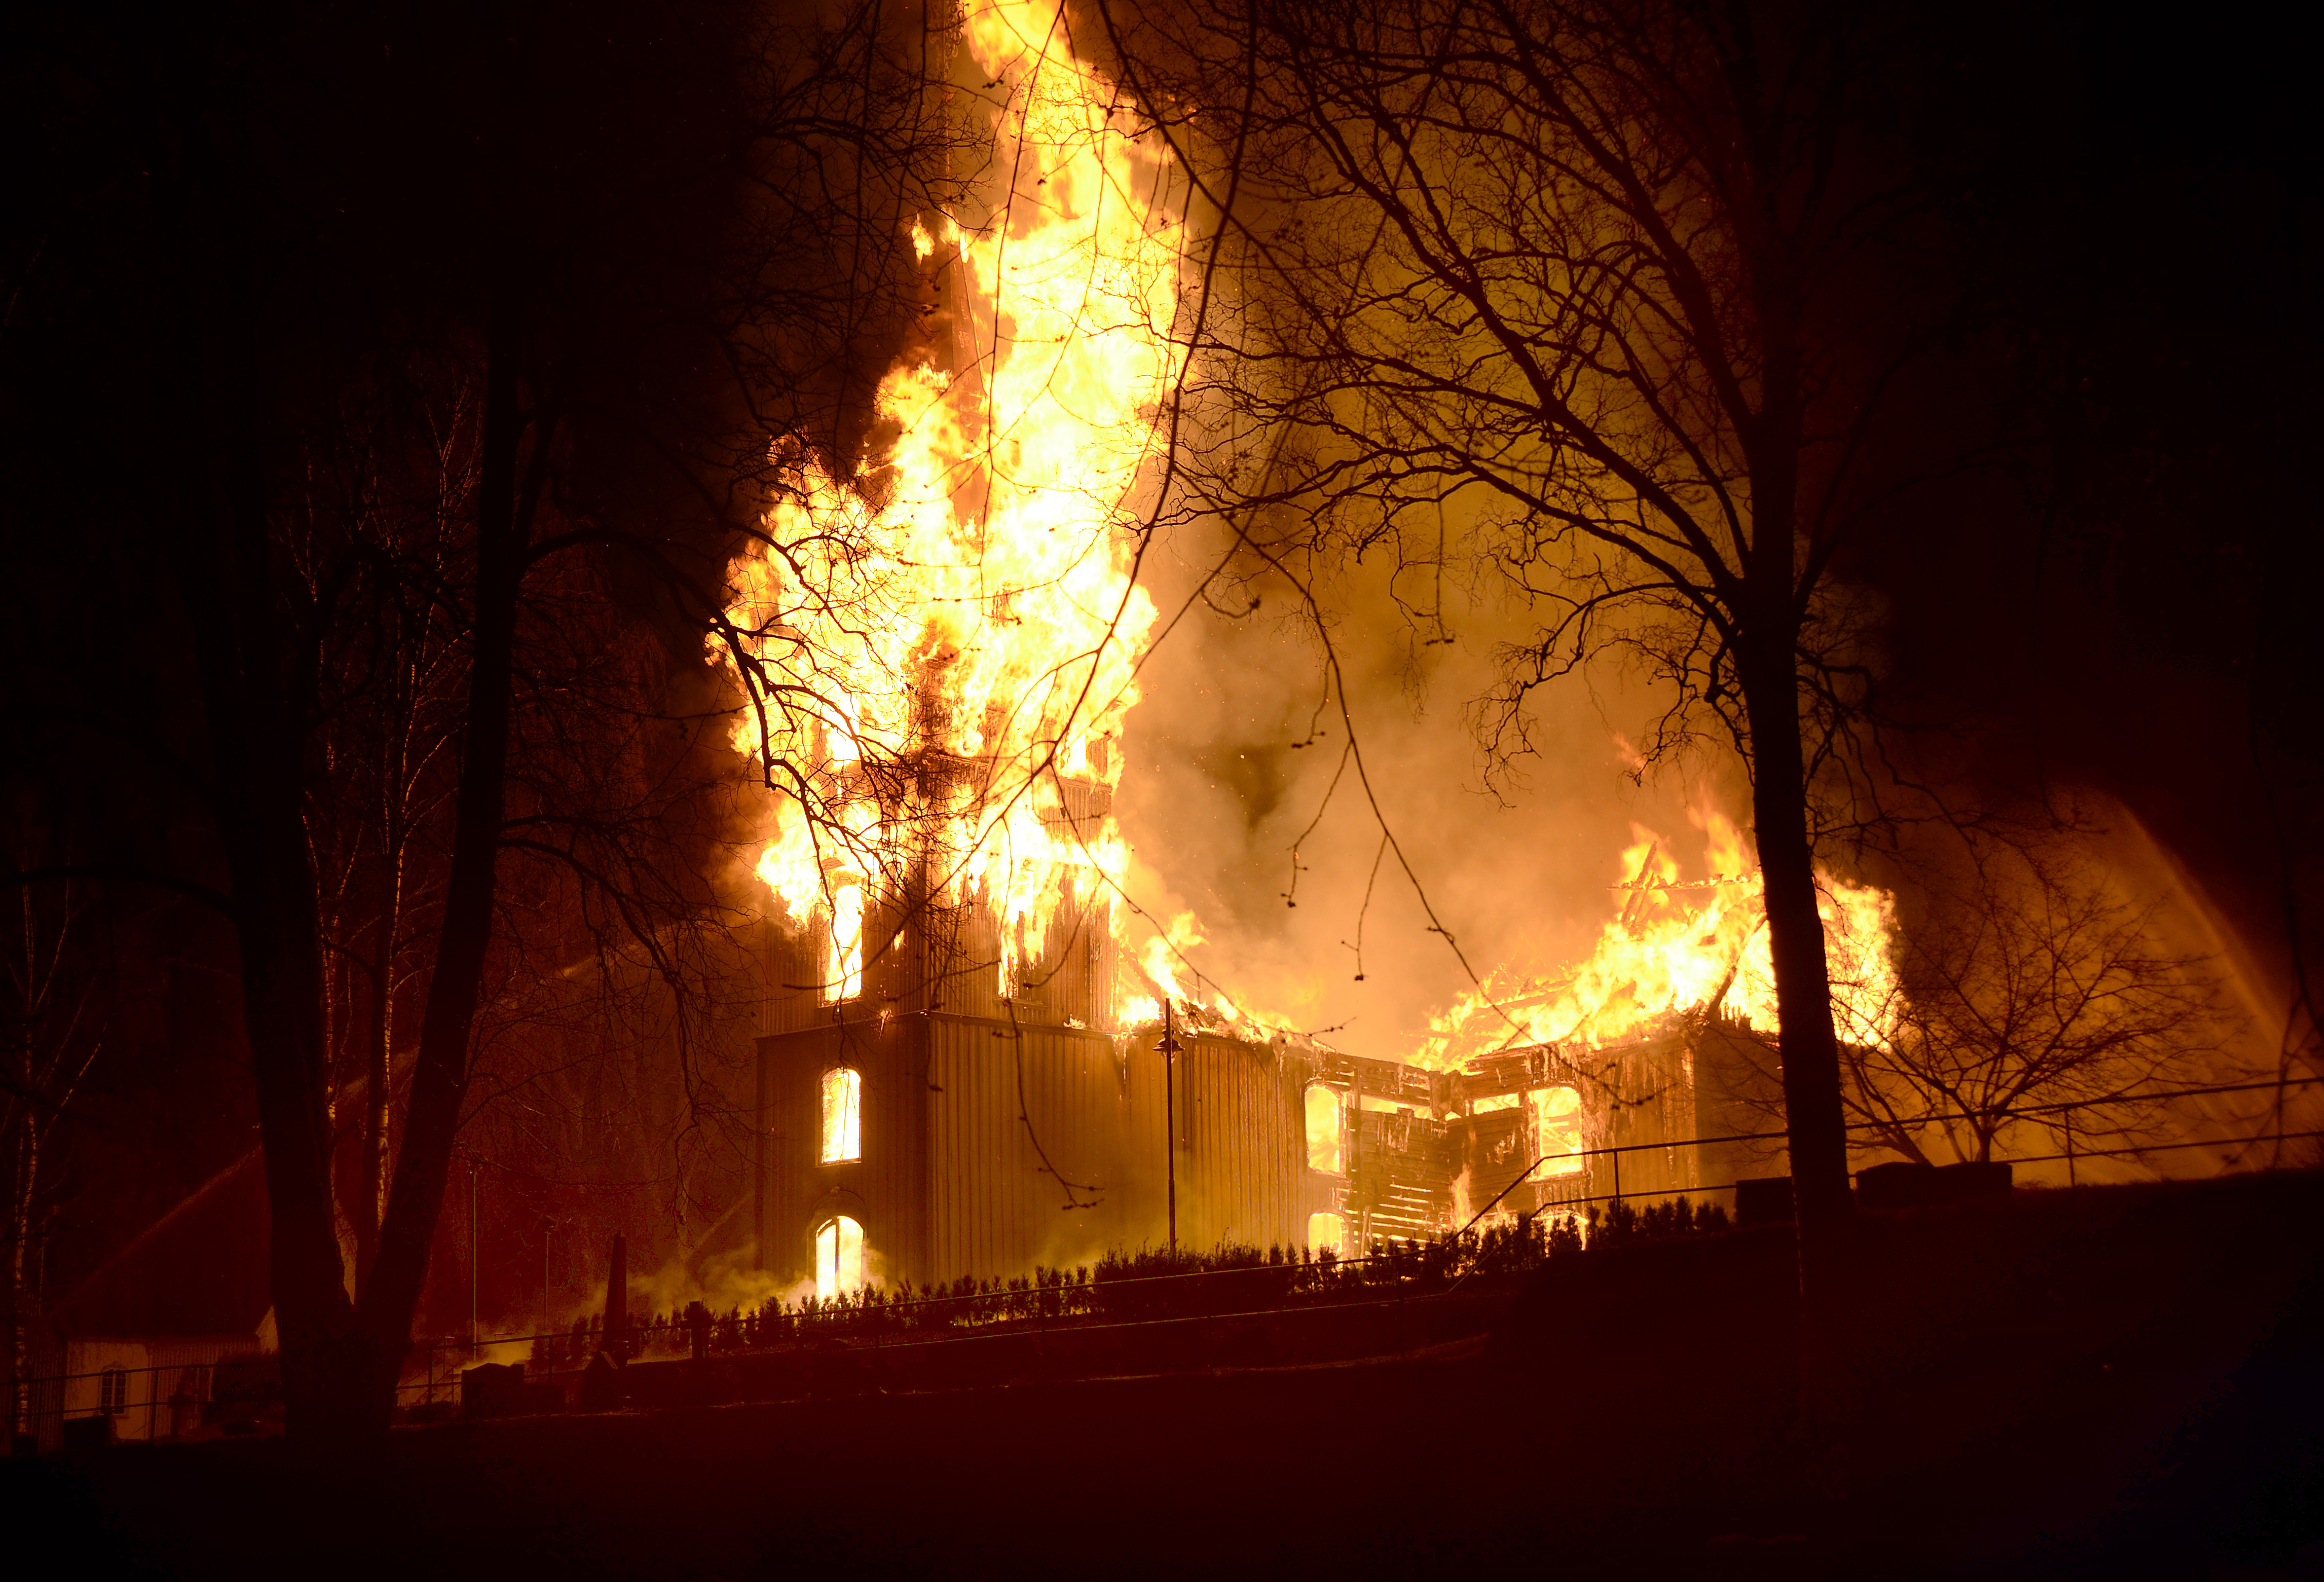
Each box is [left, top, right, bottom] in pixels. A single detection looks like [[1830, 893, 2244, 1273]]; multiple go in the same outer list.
[[28, 1153, 273, 1450]]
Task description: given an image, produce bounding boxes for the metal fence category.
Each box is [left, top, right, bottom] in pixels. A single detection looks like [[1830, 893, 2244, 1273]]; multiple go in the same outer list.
[[11, 1072, 2316, 1443], [1495, 1072, 2324, 1212]]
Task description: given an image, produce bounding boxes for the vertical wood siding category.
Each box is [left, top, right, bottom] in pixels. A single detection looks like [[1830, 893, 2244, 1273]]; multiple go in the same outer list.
[[925, 1016, 1136, 1283], [1172, 1034, 1304, 1253], [758, 1010, 1727, 1285], [756, 1015, 929, 1287]]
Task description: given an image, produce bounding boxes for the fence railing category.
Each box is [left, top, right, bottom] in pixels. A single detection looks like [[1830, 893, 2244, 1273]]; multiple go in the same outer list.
[[12, 1072, 2317, 1439], [384, 1071, 2324, 1407], [399, 1240, 1489, 1397], [6, 1356, 232, 1449]]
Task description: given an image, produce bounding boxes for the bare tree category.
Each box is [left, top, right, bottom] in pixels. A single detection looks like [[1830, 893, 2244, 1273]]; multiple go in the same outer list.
[[4, 0, 963, 1441], [1832, 847, 2229, 1168], [282, 366, 471, 1284], [1096, 0, 1980, 1281], [310, 2, 964, 1438], [0, 854, 107, 1446]]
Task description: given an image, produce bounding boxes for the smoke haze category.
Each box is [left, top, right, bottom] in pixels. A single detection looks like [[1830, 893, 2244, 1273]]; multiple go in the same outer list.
[[1114, 515, 1728, 1061]]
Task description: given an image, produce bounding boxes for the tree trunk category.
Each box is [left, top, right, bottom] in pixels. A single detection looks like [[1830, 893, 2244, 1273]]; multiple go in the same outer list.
[[355, 864, 400, 1289], [1738, 635, 1855, 1246], [183, 549, 372, 1440], [357, 677, 419, 1291], [351, 302, 532, 1432], [357, 965, 389, 1286], [1737, 263, 1857, 1367], [214, 443, 375, 1440], [6, 1115, 34, 1444], [234, 842, 373, 1440]]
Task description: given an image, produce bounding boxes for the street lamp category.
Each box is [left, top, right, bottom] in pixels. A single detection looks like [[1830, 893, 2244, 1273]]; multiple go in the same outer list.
[[1156, 1001, 1182, 1260]]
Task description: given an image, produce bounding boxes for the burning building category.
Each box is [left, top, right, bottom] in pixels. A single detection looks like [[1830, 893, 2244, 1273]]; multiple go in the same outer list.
[[720, 2, 1856, 1297], [746, 905, 1781, 1294]]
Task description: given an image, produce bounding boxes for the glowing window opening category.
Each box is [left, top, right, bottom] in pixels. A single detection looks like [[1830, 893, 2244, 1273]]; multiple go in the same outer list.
[[99, 1367, 128, 1416], [815, 1215, 864, 1300], [826, 882, 864, 1003], [1303, 1085, 1342, 1172], [1306, 1211, 1343, 1255], [820, 1067, 861, 1164], [1534, 1086, 1584, 1178]]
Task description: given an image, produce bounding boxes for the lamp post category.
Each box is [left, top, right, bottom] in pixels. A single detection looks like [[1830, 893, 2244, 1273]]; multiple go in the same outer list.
[[469, 1160, 481, 1356], [1157, 1001, 1182, 1260]]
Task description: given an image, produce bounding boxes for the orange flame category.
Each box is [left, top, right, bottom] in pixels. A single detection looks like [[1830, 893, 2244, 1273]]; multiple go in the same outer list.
[[720, 2, 1180, 1003], [1416, 810, 1899, 1068], [716, 7, 1902, 1069]]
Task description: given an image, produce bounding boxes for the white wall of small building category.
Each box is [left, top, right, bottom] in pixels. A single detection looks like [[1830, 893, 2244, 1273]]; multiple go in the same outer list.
[[48, 1334, 263, 1447]]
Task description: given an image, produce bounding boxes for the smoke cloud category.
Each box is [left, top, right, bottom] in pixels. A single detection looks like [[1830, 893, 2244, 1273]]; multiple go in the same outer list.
[[1114, 512, 1727, 1061]]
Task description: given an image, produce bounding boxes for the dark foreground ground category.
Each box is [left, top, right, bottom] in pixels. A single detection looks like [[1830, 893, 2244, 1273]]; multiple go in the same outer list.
[[9, 1171, 2323, 1580]]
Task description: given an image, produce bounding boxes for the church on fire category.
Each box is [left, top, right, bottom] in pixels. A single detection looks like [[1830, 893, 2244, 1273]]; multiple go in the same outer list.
[[748, 877, 1779, 1298]]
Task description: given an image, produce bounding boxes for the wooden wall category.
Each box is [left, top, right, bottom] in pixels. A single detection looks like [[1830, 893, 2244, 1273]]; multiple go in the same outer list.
[[755, 1015, 931, 1291], [759, 1015, 1327, 1286]]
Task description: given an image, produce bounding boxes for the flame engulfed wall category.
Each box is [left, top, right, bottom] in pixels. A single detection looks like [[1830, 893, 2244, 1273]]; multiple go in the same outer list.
[[721, 0, 1176, 1026]]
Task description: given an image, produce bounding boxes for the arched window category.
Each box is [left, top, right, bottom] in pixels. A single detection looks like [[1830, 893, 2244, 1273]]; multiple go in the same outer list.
[[1306, 1211, 1344, 1256], [819, 1066, 861, 1164], [815, 1215, 864, 1300], [99, 1367, 128, 1416], [1303, 1085, 1342, 1172]]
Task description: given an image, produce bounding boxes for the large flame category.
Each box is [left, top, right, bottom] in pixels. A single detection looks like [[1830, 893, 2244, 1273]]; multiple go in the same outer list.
[[1415, 810, 1901, 1068], [716, 4, 1903, 1068], [720, 1, 1178, 1000]]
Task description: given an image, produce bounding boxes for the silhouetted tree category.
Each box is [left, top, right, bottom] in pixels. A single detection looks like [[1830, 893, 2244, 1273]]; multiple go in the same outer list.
[[1, 849, 107, 1444], [1097, 0, 1988, 1294], [1835, 845, 2229, 1166], [3, 0, 959, 1440]]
